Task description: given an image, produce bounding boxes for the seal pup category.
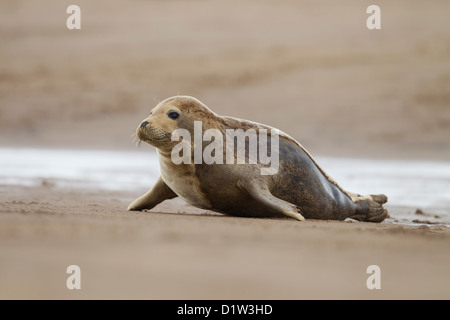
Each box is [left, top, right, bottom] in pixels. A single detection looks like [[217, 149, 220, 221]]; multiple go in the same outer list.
[[128, 96, 388, 222]]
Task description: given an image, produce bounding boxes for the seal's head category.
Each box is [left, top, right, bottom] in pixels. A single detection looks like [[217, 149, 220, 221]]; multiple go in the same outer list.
[[136, 95, 218, 153]]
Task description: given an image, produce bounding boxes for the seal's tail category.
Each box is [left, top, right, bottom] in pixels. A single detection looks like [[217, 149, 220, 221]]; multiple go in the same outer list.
[[349, 193, 389, 223]]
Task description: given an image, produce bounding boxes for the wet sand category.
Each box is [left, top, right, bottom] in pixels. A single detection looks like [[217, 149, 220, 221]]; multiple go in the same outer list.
[[1, 0, 450, 299], [1, 186, 449, 299]]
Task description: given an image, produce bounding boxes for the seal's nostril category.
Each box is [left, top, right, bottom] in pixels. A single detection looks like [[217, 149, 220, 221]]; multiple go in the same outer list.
[[140, 121, 149, 129]]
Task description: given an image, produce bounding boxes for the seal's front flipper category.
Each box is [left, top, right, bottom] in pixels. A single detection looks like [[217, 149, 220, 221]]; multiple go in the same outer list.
[[238, 178, 305, 221], [127, 176, 177, 211], [349, 194, 388, 223]]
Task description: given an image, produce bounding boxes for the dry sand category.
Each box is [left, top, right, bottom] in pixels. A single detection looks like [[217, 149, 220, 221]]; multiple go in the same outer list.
[[1, 0, 450, 299]]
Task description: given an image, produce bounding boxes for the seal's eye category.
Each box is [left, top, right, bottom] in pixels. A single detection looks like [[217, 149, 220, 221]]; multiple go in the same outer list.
[[168, 111, 179, 120]]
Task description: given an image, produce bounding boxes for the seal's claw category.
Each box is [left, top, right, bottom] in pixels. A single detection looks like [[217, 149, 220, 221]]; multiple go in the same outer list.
[[282, 206, 305, 221], [294, 206, 306, 221], [294, 212, 306, 221], [282, 210, 305, 221], [127, 203, 140, 211]]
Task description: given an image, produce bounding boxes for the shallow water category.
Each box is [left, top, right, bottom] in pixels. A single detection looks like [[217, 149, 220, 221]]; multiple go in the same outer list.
[[1, 148, 449, 226]]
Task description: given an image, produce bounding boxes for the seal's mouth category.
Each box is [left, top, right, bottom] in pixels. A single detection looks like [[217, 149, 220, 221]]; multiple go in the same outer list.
[[136, 125, 172, 146]]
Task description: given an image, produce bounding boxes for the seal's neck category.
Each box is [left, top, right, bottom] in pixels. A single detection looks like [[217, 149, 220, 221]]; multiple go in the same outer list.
[[156, 149, 172, 157]]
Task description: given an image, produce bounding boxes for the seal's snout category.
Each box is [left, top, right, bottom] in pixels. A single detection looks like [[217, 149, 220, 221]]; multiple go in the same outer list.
[[137, 119, 172, 146], [140, 121, 149, 129]]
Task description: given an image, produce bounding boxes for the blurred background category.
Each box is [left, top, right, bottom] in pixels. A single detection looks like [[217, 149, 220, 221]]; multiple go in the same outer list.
[[1, 0, 449, 160]]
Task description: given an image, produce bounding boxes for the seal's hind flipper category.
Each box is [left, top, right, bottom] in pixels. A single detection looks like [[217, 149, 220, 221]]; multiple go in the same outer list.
[[349, 194, 389, 223]]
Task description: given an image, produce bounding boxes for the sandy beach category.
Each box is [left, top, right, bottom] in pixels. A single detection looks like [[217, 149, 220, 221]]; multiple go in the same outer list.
[[1, 185, 449, 299], [1, 0, 450, 299]]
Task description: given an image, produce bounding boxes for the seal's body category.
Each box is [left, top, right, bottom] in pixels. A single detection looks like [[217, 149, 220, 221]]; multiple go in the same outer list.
[[128, 96, 388, 222]]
